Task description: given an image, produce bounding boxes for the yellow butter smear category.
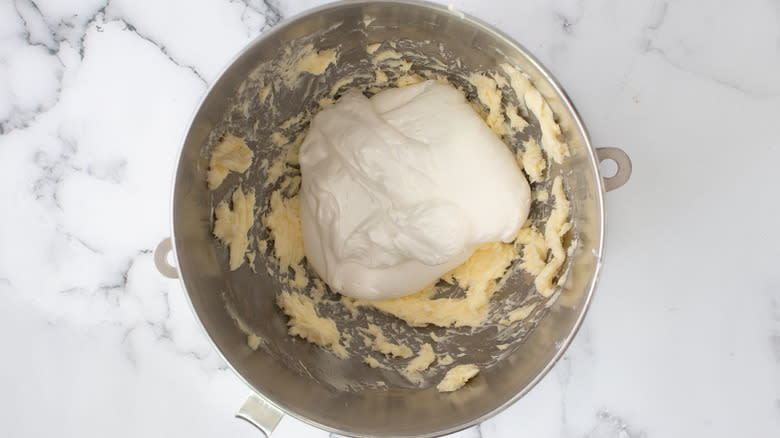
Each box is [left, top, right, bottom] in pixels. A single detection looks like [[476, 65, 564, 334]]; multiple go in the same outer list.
[[500, 63, 570, 164], [262, 191, 308, 288], [346, 241, 517, 327], [207, 134, 254, 190], [364, 324, 413, 358], [277, 291, 348, 359], [209, 42, 574, 392], [437, 364, 479, 392], [296, 48, 337, 75], [213, 185, 255, 271]]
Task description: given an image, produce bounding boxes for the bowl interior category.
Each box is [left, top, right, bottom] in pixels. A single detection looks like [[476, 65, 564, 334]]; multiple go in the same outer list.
[[172, 1, 604, 436]]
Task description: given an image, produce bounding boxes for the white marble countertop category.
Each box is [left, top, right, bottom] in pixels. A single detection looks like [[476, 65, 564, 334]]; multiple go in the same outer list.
[[1, 0, 778, 436]]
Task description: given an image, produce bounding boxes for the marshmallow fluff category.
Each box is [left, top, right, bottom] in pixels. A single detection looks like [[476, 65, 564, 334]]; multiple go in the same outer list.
[[299, 81, 531, 300]]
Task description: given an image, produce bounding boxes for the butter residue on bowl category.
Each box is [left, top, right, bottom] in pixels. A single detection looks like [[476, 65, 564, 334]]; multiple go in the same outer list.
[[522, 176, 571, 297], [344, 240, 519, 328], [469, 73, 508, 136], [277, 291, 348, 359], [296, 48, 338, 75], [500, 63, 570, 164], [208, 40, 574, 392], [436, 364, 479, 392], [363, 324, 413, 358], [213, 185, 255, 271], [207, 134, 254, 190], [262, 190, 308, 288], [519, 138, 545, 183], [207, 134, 256, 271], [402, 343, 436, 385]]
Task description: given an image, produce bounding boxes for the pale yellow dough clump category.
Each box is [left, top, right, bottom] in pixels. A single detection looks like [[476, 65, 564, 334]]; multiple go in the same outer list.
[[373, 49, 404, 62], [348, 241, 517, 328], [277, 292, 348, 359], [436, 364, 480, 392], [213, 186, 255, 271], [396, 72, 425, 87], [296, 48, 337, 75], [519, 138, 546, 183], [469, 73, 506, 135], [363, 356, 386, 369], [535, 176, 571, 296], [247, 333, 262, 350], [514, 177, 570, 297], [263, 191, 308, 288], [207, 134, 253, 190], [502, 303, 536, 325], [500, 64, 570, 164], [401, 344, 436, 385], [505, 104, 529, 132], [515, 226, 547, 276], [365, 324, 413, 358]]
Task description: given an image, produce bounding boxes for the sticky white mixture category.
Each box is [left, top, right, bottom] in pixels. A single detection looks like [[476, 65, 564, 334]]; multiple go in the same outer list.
[[299, 81, 531, 300]]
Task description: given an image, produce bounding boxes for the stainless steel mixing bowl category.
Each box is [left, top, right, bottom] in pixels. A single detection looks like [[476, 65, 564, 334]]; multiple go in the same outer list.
[[154, 1, 631, 436]]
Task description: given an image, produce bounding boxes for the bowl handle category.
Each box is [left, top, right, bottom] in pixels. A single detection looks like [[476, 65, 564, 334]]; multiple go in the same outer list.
[[236, 393, 284, 437], [154, 237, 179, 279], [596, 147, 632, 192]]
